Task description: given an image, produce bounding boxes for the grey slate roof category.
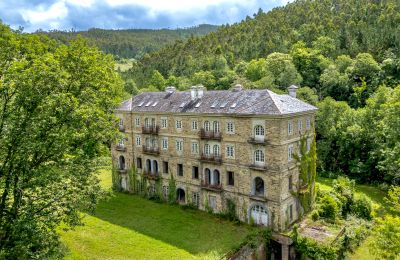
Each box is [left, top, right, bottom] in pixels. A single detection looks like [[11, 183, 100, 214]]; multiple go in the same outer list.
[[116, 89, 317, 115]]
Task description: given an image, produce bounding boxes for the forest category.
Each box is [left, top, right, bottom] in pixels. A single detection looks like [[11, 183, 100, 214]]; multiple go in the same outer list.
[[120, 0, 400, 185], [38, 24, 218, 59]]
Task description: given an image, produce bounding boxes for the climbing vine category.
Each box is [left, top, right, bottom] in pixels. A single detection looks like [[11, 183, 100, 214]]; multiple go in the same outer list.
[[294, 133, 317, 215], [111, 166, 121, 191], [128, 166, 137, 193], [168, 174, 177, 203]]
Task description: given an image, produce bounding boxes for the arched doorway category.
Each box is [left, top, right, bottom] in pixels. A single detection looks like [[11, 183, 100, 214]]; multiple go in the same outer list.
[[250, 205, 268, 225], [146, 159, 151, 173], [152, 160, 158, 174], [205, 168, 211, 184], [177, 188, 185, 203], [253, 177, 265, 196], [213, 169, 220, 185], [119, 156, 125, 170]]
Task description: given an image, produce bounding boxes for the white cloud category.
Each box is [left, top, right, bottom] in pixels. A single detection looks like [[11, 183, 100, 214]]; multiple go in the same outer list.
[[20, 1, 68, 24]]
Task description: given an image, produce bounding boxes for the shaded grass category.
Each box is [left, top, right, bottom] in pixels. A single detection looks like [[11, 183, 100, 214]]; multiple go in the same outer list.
[[61, 170, 253, 259]]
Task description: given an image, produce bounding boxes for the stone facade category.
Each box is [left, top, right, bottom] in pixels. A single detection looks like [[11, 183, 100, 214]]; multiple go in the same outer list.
[[112, 86, 316, 232]]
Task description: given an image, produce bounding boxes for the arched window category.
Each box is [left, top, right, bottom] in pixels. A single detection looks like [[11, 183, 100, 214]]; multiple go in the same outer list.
[[254, 150, 265, 163], [152, 160, 158, 174], [145, 137, 151, 147], [213, 144, 220, 156], [205, 168, 211, 184], [204, 121, 210, 131], [254, 125, 264, 137], [213, 121, 220, 133], [119, 156, 125, 170], [146, 159, 151, 172], [151, 138, 157, 148], [204, 144, 210, 155], [177, 188, 186, 203], [144, 118, 149, 127], [253, 177, 265, 196], [213, 169, 220, 185]]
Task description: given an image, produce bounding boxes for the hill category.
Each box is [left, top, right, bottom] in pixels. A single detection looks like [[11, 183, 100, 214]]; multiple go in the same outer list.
[[37, 24, 218, 59]]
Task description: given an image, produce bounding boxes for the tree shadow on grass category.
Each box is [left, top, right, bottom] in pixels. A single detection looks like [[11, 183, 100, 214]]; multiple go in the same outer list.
[[88, 192, 251, 257]]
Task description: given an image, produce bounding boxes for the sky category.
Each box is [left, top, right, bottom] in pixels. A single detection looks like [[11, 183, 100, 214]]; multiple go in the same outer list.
[[0, 0, 290, 32]]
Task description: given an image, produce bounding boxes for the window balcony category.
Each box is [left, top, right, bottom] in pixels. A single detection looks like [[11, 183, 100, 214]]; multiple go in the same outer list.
[[142, 170, 160, 180], [142, 125, 159, 135], [200, 153, 222, 164], [247, 137, 268, 145], [200, 180, 222, 192], [116, 145, 126, 152], [249, 163, 267, 171], [142, 146, 160, 155], [119, 125, 125, 132], [199, 129, 222, 141]]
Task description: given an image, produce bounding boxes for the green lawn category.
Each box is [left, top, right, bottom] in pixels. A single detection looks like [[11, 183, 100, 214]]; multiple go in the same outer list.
[[61, 170, 253, 259], [316, 176, 388, 259]]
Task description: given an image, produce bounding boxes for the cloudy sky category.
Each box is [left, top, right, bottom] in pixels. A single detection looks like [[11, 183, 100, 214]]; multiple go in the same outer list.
[[0, 0, 289, 32]]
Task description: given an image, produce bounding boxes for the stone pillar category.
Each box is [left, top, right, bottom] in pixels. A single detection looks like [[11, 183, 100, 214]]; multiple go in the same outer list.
[[281, 244, 289, 260]]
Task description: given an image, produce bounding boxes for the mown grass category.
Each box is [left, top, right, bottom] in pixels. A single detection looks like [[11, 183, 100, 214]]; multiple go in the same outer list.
[[316, 176, 388, 259], [60, 170, 253, 259]]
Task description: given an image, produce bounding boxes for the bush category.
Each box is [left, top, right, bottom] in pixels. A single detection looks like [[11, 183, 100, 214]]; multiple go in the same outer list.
[[351, 194, 372, 220], [319, 194, 340, 220], [311, 210, 320, 221]]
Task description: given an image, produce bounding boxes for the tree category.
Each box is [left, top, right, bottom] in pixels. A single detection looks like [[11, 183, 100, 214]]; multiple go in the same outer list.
[[370, 216, 400, 259], [0, 24, 123, 258], [296, 87, 318, 106], [149, 70, 166, 90], [385, 186, 400, 215], [264, 52, 302, 89], [192, 70, 216, 88], [245, 58, 267, 82]]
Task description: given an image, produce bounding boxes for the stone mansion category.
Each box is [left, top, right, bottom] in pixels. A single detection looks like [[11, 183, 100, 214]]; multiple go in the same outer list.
[[112, 84, 317, 232]]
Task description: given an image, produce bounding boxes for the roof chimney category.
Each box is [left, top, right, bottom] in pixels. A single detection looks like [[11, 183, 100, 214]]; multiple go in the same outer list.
[[288, 85, 298, 98], [165, 86, 176, 93], [232, 84, 243, 92], [197, 85, 205, 99], [190, 86, 198, 101]]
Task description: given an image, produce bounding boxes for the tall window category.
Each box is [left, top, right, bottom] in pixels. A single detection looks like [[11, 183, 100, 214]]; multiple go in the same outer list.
[[213, 144, 220, 156], [213, 121, 220, 133], [254, 150, 265, 163], [306, 138, 311, 152], [176, 140, 183, 152], [191, 141, 199, 154], [289, 175, 293, 191], [151, 139, 157, 148], [204, 121, 210, 131], [192, 166, 199, 179], [135, 136, 141, 146], [176, 120, 182, 130], [118, 139, 125, 147], [288, 121, 293, 135], [161, 118, 168, 128], [144, 118, 149, 127], [227, 122, 235, 133], [162, 138, 168, 150], [254, 125, 265, 136], [204, 144, 210, 155], [163, 161, 168, 174], [136, 157, 142, 169], [119, 118, 124, 126], [288, 144, 294, 161], [135, 117, 140, 127], [192, 120, 198, 130], [192, 192, 200, 207], [226, 145, 234, 158], [306, 118, 311, 130], [227, 171, 234, 186], [145, 137, 150, 147], [298, 119, 303, 132], [177, 164, 183, 176]]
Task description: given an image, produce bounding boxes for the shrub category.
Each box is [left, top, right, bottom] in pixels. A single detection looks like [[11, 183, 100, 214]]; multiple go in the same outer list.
[[333, 176, 355, 217], [319, 194, 340, 220], [351, 194, 372, 220], [311, 210, 320, 221]]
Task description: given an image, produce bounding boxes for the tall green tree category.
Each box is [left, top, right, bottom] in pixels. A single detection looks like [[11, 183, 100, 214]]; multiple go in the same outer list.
[[0, 24, 123, 258]]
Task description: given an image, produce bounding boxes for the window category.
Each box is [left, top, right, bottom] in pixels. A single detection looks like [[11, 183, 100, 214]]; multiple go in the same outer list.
[[213, 121, 220, 133], [288, 144, 294, 161], [191, 141, 199, 154], [163, 161, 168, 174], [227, 122, 235, 133], [176, 120, 182, 130], [162, 138, 168, 150], [213, 144, 220, 156], [289, 175, 293, 191], [288, 121, 293, 135], [135, 117, 140, 127], [192, 120, 198, 130], [226, 145, 235, 158], [162, 186, 169, 199], [254, 125, 265, 136], [161, 118, 168, 128], [289, 204, 293, 221], [254, 150, 265, 163], [119, 118, 124, 126], [306, 138, 311, 152], [136, 157, 142, 169], [192, 192, 200, 207], [177, 164, 183, 176], [208, 195, 216, 211], [298, 119, 303, 132], [176, 140, 183, 152], [227, 171, 234, 186], [204, 144, 210, 155], [118, 139, 125, 147], [306, 118, 311, 130], [135, 136, 141, 146], [151, 138, 157, 148], [192, 166, 199, 179], [144, 118, 150, 127], [204, 121, 210, 131]]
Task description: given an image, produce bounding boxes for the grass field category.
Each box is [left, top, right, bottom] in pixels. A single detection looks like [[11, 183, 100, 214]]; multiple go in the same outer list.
[[316, 176, 388, 260], [60, 170, 253, 259]]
